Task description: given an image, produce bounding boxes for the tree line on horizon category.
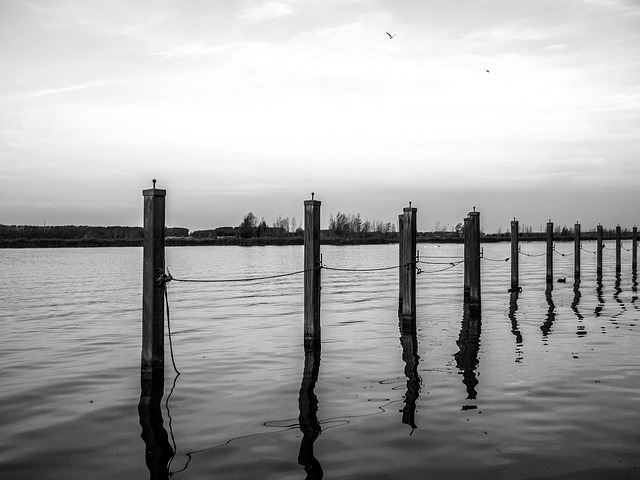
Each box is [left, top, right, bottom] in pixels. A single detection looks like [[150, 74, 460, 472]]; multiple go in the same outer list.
[[0, 216, 634, 247], [190, 211, 399, 240]]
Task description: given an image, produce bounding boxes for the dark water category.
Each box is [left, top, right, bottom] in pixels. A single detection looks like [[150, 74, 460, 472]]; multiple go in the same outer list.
[[1, 242, 639, 479]]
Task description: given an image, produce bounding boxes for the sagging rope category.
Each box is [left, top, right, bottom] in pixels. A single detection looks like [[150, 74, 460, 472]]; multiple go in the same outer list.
[[324, 264, 406, 273], [482, 255, 510, 262], [167, 267, 312, 283], [519, 250, 546, 258], [553, 246, 575, 257]]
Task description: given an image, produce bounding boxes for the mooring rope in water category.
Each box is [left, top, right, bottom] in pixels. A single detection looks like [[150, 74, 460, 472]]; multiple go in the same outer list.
[[163, 284, 181, 376], [581, 245, 597, 255]]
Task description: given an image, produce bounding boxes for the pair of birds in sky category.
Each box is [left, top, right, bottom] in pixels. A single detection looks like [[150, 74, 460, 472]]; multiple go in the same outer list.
[[385, 31, 490, 73]]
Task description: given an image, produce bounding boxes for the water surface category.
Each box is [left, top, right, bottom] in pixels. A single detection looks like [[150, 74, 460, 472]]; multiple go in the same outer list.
[[1, 242, 638, 479]]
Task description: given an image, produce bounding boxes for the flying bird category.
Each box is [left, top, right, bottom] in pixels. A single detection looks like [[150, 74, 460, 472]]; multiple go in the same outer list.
[[486, 69, 490, 73], [386, 31, 396, 39]]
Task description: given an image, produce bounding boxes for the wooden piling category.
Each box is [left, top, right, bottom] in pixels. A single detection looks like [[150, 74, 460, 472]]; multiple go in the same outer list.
[[463, 216, 470, 298], [546, 221, 553, 284], [399, 205, 417, 319], [616, 225, 622, 273], [467, 209, 481, 309], [596, 224, 603, 277], [304, 196, 321, 350], [574, 222, 581, 280], [633, 226, 638, 270], [142, 182, 166, 375], [510, 219, 519, 291]]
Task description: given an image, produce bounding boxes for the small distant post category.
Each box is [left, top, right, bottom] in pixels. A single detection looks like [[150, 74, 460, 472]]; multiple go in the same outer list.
[[574, 222, 581, 280], [304, 194, 321, 351], [546, 220, 553, 284], [510, 219, 519, 291], [466, 209, 481, 309], [597, 224, 603, 278], [616, 225, 622, 273], [398, 204, 417, 319], [463, 216, 470, 299], [633, 226, 638, 271], [142, 180, 166, 375]]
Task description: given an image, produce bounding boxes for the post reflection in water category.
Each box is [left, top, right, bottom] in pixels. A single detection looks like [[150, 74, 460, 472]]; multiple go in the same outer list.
[[298, 348, 323, 479], [611, 272, 627, 326], [399, 316, 421, 432], [454, 303, 481, 401], [138, 371, 174, 480], [595, 278, 605, 317], [632, 269, 638, 309], [508, 291, 523, 363], [572, 279, 586, 337], [541, 285, 555, 338]]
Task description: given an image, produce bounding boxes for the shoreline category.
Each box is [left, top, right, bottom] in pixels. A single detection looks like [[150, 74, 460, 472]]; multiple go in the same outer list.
[[0, 232, 634, 248]]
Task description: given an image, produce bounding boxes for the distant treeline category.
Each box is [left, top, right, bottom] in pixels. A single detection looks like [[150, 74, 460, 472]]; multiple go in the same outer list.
[[0, 225, 188, 248], [0, 217, 634, 248]]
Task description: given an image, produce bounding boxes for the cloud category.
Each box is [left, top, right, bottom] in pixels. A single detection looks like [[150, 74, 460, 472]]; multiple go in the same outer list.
[[239, 1, 295, 22], [1, 79, 123, 101]]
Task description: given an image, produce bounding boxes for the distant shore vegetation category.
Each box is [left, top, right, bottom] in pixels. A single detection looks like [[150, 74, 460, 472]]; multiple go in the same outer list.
[[0, 215, 634, 248]]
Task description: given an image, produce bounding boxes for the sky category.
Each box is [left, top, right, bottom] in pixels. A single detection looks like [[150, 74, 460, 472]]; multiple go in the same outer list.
[[1, 0, 639, 233]]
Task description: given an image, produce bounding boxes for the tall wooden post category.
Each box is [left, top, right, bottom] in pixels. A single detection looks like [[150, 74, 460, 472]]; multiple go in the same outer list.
[[510, 219, 519, 291], [597, 224, 603, 278], [399, 205, 417, 319], [633, 226, 638, 271], [304, 195, 321, 351], [616, 225, 622, 273], [574, 222, 581, 280], [546, 221, 553, 284], [463, 216, 470, 299], [142, 181, 166, 375], [467, 209, 481, 309]]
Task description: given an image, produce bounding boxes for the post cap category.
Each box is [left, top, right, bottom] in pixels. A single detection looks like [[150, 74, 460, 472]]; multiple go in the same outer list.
[[142, 179, 166, 196]]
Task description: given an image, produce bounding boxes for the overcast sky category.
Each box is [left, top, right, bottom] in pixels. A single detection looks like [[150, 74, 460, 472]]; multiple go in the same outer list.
[[1, 0, 639, 233]]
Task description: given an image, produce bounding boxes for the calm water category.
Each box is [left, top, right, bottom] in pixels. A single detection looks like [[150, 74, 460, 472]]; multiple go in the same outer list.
[[1, 242, 639, 479]]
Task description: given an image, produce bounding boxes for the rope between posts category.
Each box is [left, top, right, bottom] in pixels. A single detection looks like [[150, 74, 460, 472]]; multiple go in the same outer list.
[[519, 250, 546, 257], [167, 267, 314, 283], [482, 255, 510, 262], [323, 263, 407, 273], [553, 247, 574, 257]]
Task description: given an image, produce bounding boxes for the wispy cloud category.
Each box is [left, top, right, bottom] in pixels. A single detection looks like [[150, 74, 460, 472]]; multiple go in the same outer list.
[[145, 42, 239, 59], [239, 1, 295, 22], [1, 79, 125, 101]]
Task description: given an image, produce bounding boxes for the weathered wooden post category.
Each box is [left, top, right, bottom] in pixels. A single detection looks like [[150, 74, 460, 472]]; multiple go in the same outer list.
[[616, 225, 622, 273], [546, 220, 553, 284], [510, 218, 519, 291], [304, 194, 321, 351], [633, 226, 638, 271], [463, 216, 470, 299], [574, 222, 581, 280], [467, 209, 481, 309], [398, 204, 417, 319], [142, 180, 166, 375], [597, 224, 604, 278]]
